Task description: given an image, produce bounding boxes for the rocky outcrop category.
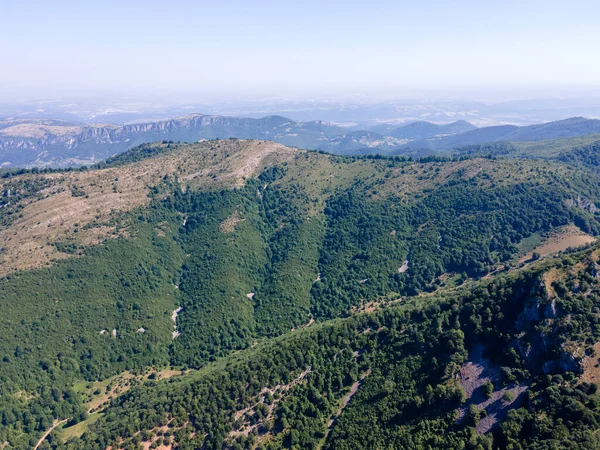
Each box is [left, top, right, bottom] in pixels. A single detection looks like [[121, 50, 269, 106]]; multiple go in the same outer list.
[[566, 195, 598, 213], [0, 114, 396, 167], [513, 277, 582, 375]]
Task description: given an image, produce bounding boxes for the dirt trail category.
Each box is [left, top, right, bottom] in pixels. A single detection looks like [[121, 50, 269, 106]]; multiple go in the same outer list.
[[34, 418, 69, 449], [327, 370, 371, 429]]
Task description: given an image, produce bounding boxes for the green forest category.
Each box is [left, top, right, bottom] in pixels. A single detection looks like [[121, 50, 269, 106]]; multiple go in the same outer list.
[[1, 141, 600, 449]]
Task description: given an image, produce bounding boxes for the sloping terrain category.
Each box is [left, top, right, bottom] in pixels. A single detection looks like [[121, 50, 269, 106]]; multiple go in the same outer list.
[[387, 119, 477, 140], [47, 246, 600, 450], [0, 115, 343, 167], [2, 139, 600, 449], [4, 113, 600, 167], [401, 117, 600, 152]]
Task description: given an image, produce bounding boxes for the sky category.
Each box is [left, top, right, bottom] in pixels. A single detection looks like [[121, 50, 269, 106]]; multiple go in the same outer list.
[[2, 0, 600, 101]]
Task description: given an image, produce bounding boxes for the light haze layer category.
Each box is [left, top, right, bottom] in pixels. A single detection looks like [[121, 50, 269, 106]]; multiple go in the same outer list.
[[1, 0, 600, 100]]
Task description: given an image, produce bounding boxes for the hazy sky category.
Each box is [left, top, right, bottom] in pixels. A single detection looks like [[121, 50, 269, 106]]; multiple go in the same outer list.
[[2, 0, 600, 100]]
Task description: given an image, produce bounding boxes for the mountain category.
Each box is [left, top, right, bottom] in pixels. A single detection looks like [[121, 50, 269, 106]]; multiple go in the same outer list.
[[401, 117, 600, 152], [387, 119, 477, 140], [2, 138, 600, 448], [0, 114, 347, 167], [3, 114, 600, 168], [316, 130, 408, 155], [1, 114, 397, 167], [60, 247, 600, 450]]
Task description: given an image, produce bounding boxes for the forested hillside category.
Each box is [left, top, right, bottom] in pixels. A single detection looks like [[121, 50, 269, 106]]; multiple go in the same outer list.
[[398, 117, 600, 153], [1, 139, 600, 449], [56, 246, 600, 450]]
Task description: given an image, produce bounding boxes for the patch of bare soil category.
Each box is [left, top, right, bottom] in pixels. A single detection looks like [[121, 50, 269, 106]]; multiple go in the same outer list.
[[520, 225, 596, 263], [457, 345, 528, 435], [398, 260, 409, 273], [542, 268, 563, 299], [219, 210, 244, 233], [171, 306, 183, 339], [327, 370, 371, 430], [351, 297, 403, 314], [581, 342, 600, 384]]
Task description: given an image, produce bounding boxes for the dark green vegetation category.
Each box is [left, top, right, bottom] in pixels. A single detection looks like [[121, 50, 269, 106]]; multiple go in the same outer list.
[[0, 216, 184, 447], [55, 248, 600, 449], [452, 133, 600, 166], [2, 140, 600, 448]]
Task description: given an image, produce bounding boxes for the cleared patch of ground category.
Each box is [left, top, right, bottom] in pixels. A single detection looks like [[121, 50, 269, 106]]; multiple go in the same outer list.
[[219, 210, 244, 233], [61, 413, 102, 440], [520, 225, 595, 263], [72, 369, 184, 415], [581, 342, 600, 384], [457, 345, 528, 435], [327, 370, 371, 429], [62, 368, 185, 441], [172, 306, 183, 339], [351, 296, 403, 314], [398, 260, 409, 273]]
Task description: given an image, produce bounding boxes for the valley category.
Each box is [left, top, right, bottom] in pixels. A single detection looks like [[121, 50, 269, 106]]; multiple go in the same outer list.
[[2, 138, 600, 449], [6, 1, 600, 448]]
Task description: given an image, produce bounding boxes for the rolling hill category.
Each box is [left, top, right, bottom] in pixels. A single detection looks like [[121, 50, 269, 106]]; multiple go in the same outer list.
[[400, 117, 600, 152], [2, 139, 600, 448], [387, 119, 477, 140]]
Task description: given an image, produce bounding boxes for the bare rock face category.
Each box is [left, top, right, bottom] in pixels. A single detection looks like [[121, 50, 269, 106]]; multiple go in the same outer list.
[[542, 352, 582, 374], [513, 279, 582, 375], [566, 195, 598, 213]]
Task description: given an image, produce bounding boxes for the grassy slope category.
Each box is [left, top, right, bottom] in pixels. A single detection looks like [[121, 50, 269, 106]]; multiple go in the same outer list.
[[3, 140, 600, 448]]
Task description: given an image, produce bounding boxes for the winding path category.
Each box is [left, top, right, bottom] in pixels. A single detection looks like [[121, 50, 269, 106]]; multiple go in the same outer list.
[[34, 418, 69, 450]]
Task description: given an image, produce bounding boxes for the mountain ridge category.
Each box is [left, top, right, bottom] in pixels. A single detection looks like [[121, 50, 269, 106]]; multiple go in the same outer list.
[[2, 139, 600, 448], [3, 113, 600, 170], [401, 117, 600, 151]]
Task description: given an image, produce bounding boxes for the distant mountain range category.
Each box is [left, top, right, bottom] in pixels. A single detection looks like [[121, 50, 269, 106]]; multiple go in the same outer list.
[[401, 117, 600, 152], [1, 114, 600, 167], [370, 119, 477, 139]]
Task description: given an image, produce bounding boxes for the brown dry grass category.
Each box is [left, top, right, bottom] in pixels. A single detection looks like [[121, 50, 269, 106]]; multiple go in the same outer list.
[[520, 225, 596, 263], [0, 140, 298, 275], [581, 342, 600, 384]]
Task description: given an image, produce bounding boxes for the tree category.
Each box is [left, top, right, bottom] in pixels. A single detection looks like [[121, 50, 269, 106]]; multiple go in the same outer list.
[[483, 381, 494, 399]]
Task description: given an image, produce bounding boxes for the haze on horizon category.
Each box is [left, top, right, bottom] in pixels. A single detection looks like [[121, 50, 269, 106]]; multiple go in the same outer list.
[[2, 0, 600, 102]]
